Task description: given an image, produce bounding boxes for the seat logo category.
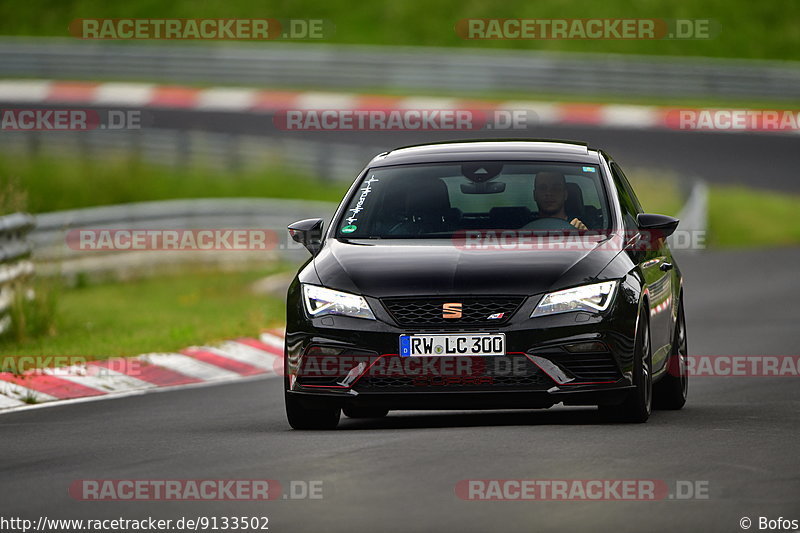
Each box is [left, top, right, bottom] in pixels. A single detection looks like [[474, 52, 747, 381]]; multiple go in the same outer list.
[[443, 302, 462, 319]]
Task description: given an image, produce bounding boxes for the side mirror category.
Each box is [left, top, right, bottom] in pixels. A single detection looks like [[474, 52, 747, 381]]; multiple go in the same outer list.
[[288, 218, 324, 255], [636, 213, 679, 238]]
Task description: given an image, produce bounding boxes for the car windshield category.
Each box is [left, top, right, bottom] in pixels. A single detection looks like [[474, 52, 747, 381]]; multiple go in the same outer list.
[[335, 162, 612, 239]]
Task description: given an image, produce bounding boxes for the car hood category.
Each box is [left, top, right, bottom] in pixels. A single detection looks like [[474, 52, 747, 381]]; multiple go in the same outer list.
[[313, 237, 620, 298]]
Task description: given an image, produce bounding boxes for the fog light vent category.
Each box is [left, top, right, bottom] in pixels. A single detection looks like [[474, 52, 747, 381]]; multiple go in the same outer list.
[[564, 341, 607, 353]]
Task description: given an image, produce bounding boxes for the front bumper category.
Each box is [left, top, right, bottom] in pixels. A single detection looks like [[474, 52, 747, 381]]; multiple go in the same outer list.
[[287, 386, 635, 411], [285, 284, 640, 411]]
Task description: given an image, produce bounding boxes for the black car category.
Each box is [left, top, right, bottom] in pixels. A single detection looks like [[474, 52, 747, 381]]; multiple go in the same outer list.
[[284, 140, 688, 429]]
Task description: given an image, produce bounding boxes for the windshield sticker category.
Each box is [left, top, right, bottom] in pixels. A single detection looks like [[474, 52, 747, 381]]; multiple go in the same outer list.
[[341, 225, 357, 233], [344, 175, 379, 225], [582, 166, 596, 173]]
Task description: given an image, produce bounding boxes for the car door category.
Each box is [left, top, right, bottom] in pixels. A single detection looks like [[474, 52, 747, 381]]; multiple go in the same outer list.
[[610, 161, 674, 373]]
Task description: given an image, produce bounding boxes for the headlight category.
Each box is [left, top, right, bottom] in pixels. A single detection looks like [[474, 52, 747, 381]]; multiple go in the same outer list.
[[531, 281, 617, 317], [302, 284, 375, 320]]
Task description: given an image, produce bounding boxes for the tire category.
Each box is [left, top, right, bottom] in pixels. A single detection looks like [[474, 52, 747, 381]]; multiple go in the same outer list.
[[285, 392, 341, 430], [601, 308, 652, 423], [653, 296, 688, 410], [343, 406, 390, 419]]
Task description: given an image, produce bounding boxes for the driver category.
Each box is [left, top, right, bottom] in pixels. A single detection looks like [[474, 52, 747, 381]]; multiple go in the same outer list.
[[523, 171, 587, 230]]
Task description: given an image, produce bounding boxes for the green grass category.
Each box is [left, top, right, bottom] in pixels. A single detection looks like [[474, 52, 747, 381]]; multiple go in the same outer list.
[[3, 281, 58, 346], [708, 186, 800, 248], [2, 0, 799, 61], [0, 155, 349, 214], [626, 169, 684, 217], [630, 169, 800, 249], [0, 175, 28, 214], [0, 265, 289, 360]]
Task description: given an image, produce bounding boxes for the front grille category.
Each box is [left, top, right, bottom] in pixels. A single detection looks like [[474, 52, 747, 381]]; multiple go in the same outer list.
[[353, 355, 551, 392], [548, 353, 621, 382], [382, 296, 524, 327]]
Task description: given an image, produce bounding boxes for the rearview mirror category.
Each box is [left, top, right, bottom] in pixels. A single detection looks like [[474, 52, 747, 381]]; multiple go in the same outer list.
[[460, 182, 506, 194], [636, 213, 679, 238], [288, 218, 324, 255]]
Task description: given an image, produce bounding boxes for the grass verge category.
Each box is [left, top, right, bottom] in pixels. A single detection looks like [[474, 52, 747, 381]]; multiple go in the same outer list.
[[631, 169, 800, 249], [3, 281, 59, 346], [707, 186, 800, 248], [0, 155, 349, 214], [0, 264, 290, 360], [626, 169, 684, 217]]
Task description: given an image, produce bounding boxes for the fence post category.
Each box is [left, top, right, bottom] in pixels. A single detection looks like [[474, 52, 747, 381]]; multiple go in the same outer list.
[[0, 213, 36, 336]]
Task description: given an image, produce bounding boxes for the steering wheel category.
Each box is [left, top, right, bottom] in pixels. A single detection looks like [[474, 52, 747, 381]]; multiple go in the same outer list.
[[525, 217, 576, 231]]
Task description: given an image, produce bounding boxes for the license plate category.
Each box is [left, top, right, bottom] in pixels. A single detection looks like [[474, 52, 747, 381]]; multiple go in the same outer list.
[[399, 333, 505, 357]]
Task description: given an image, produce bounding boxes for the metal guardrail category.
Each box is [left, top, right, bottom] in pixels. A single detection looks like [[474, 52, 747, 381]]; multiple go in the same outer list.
[[31, 198, 338, 279], [0, 213, 36, 334], [1, 37, 799, 101]]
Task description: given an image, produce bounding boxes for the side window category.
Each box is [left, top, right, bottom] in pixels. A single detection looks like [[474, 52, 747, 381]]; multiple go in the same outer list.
[[612, 162, 643, 213], [610, 162, 639, 232]]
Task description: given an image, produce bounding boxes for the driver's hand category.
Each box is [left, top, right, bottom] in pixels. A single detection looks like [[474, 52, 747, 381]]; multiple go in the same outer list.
[[570, 218, 587, 230]]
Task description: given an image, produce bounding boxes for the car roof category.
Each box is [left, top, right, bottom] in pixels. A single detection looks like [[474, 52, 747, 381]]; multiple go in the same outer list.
[[368, 139, 603, 167]]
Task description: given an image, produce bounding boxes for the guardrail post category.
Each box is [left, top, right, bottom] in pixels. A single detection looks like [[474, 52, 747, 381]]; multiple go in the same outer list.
[[0, 213, 36, 336]]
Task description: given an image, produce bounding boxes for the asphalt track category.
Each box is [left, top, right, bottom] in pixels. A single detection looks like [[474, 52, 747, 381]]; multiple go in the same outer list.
[[2, 247, 799, 533], [2, 102, 799, 193], [120, 108, 800, 192]]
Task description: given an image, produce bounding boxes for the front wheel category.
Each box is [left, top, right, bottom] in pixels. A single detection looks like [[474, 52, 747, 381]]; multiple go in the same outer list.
[[653, 296, 688, 410], [601, 308, 653, 423], [285, 392, 341, 430]]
